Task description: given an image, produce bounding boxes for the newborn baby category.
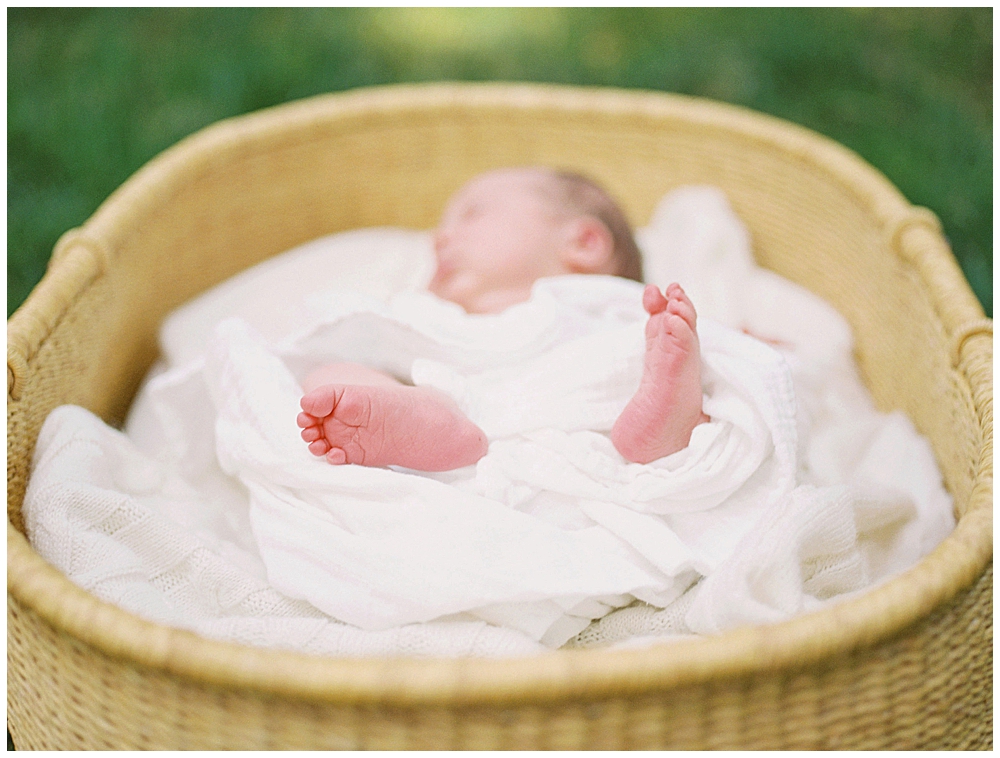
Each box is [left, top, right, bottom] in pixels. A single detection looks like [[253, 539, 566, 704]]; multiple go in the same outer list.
[[296, 167, 710, 471]]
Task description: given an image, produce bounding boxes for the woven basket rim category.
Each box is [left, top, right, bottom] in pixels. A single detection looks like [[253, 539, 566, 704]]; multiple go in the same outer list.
[[77, 82, 921, 256], [7, 82, 993, 706]]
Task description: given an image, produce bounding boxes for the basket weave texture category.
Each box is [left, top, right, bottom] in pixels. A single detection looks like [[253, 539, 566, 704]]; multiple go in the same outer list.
[[7, 83, 992, 750]]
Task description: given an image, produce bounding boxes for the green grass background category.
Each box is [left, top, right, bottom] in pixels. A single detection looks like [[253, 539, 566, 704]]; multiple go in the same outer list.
[[8, 8, 992, 317]]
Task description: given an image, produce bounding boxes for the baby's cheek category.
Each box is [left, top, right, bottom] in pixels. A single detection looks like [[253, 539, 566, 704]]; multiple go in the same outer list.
[[498, 244, 546, 279]]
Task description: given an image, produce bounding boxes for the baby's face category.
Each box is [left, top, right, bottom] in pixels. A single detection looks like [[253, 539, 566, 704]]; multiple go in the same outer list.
[[429, 169, 573, 314]]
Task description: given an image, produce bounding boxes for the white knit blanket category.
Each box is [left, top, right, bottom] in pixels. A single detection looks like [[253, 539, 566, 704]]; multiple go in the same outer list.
[[23, 187, 955, 656]]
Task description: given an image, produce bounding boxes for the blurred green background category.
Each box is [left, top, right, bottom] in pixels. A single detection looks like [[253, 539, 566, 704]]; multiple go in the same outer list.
[[7, 7, 992, 317]]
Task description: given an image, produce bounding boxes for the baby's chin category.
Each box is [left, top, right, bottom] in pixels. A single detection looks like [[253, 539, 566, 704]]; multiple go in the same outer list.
[[427, 278, 470, 310], [428, 274, 482, 313], [457, 287, 535, 315], [427, 274, 534, 315]]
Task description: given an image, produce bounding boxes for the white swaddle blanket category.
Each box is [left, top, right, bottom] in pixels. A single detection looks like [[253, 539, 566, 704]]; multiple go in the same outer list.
[[23, 187, 955, 656]]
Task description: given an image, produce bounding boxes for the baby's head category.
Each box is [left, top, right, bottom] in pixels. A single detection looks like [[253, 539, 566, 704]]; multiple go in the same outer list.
[[429, 167, 643, 314]]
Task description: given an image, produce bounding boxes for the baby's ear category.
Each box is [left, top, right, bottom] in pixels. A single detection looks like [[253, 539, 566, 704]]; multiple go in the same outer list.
[[561, 216, 615, 274]]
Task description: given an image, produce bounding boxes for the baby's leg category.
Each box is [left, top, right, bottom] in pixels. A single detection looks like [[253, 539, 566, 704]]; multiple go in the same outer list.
[[297, 363, 488, 471], [610, 284, 710, 464]]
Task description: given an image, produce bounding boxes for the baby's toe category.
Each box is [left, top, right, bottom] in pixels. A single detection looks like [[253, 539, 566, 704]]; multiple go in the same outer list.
[[674, 285, 695, 309], [666, 293, 697, 328], [297, 411, 318, 428], [300, 387, 337, 418], [301, 426, 322, 442], [308, 439, 331, 456], [665, 313, 695, 343], [665, 282, 686, 301], [326, 447, 348, 465], [642, 284, 669, 315]]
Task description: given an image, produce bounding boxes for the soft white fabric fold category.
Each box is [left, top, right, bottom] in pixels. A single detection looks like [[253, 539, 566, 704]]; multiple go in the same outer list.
[[23, 187, 955, 656], [26, 405, 544, 657], [199, 278, 801, 644]]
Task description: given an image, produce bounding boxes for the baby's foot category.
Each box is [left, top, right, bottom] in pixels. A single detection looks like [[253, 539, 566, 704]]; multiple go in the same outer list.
[[297, 384, 488, 471], [610, 283, 710, 464]]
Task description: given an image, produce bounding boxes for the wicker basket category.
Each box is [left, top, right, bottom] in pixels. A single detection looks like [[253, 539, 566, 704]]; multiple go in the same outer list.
[[7, 83, 992, 750]]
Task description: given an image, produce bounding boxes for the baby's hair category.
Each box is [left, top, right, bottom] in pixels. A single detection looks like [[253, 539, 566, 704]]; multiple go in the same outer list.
[[545, 170, 644, 283]]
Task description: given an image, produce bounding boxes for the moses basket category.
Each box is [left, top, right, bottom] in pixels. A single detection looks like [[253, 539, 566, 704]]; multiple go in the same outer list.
[[7, 83, 992, 750]]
